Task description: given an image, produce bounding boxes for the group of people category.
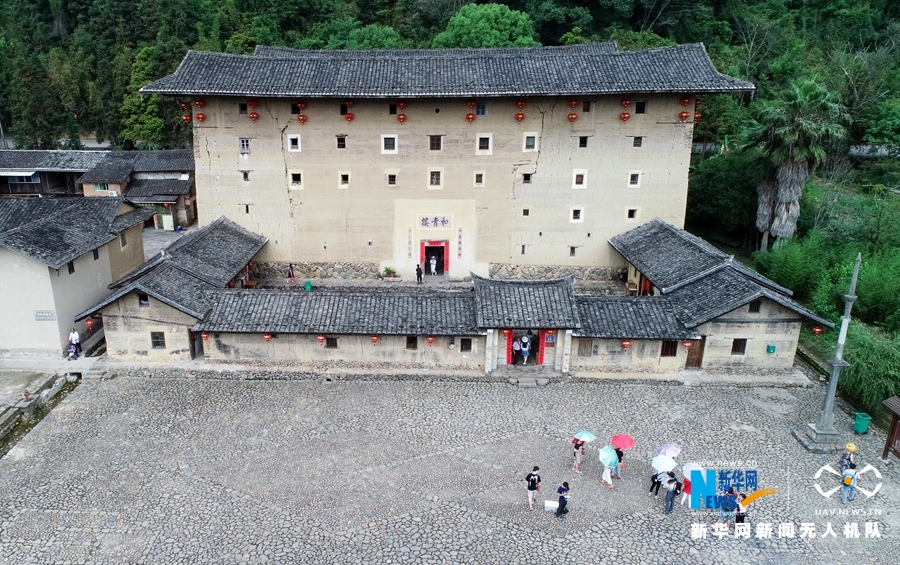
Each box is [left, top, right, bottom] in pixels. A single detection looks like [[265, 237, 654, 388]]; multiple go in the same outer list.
[[511, 332, 534, 365], [414, 257, 440, 283]]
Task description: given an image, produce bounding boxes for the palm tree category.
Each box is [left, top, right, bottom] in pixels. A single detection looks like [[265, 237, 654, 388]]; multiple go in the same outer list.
[[745, 80, 849, 248]]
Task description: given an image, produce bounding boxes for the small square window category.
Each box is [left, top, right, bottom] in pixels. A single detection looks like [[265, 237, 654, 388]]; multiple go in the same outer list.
[[661, 340, 677, 357], [240, 138, 251, 154], [629, 173, 640, 186], [475, 173, 484, 185], [151, 332, 166, 349], [406, 335, 417, 350], [579, 136, 588, 148], [340, 104, 348, 115], [475, 103, 486, 116], [429, 135, 442, 151], [67, 261, 75, 274], [242, 171, 249, 181], [245, 205, 250, 214], [325, 337, 338, 349], [572, 209, 582, 221], [521, 245, 526, 254], [430, 171, 441, 186], [748, 299, 761, 313], [341, 174, 350, 185], [336, 136, 346, 149], [239, 103, 248, 115], [522, 209, 529, 216], [575, 174, 585, 185], [138, 293, 149, 307], [291, 173, 302, 185], [569, 246, 576, 257], [731, 338, 747, 355], [92, 249, 99, 261], [524, 135, 536, 151], [119, 232, 127, 248], [460, 338, 472, 352], [635, 101, 647, 114], [633, 136, 643, 147], [582, 101, 591, 112], [290, 102, 301, 115], [522, 173, 532, 184], [382, 136, 397, 153], [288, 135, 301, 152], [388, 174, 397, 186], [389, 104, 397, 115], [627, 209, 637, 219], [478, 137, 490, 151]]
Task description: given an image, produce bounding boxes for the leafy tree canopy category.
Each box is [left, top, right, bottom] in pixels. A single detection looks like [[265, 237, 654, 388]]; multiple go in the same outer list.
[[432, 4, 540, 48]]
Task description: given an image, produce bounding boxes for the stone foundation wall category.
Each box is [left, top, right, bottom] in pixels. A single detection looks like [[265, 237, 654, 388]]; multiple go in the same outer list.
[[255, 261, 382, 280], [489, 264, 625, 281]]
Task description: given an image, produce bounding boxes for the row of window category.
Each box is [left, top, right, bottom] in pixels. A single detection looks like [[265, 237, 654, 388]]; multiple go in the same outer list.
[[242, 134, 646, 155], [238, 100, 650, 117], [577, 337, 751, 358], [149, 332, 473, 352]]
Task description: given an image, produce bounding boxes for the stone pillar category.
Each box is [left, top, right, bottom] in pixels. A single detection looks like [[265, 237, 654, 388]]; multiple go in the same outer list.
[[562, 329, 573, 374], [485, 329, 494, 375]]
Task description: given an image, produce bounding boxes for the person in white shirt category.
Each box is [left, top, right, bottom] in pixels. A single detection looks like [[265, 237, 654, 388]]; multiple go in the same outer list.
[[68, 328, 81, 357]]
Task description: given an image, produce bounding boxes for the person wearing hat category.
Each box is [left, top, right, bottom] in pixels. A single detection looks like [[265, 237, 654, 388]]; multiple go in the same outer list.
[[838, 443, 857, 473]]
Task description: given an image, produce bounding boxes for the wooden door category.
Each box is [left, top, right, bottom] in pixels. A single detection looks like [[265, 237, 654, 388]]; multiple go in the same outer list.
[[685, 336, 705, 368]]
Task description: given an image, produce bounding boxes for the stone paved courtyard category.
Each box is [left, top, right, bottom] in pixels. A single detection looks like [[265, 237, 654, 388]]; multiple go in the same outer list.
[[1, 375, 898, 564]]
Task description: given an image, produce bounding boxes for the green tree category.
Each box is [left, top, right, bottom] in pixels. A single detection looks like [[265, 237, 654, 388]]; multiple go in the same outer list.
[[744, 80, 849, 247], [346, 24, 404, 49], [120, 47, 167, 148], [603, 26, 675, 51], [432, 4, 540, 48]]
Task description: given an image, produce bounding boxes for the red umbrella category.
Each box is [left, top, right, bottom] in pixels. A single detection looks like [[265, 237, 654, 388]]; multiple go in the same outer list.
[[611, 434, 635, 450]]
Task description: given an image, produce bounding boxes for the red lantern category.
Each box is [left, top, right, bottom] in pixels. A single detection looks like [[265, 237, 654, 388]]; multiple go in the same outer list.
[[569, 99, 578, 109], [516, 100, 526, 109], [466, 113, 476, 122], [296, 102, 306, 111], [248, 99, 258, 108], [397, 101, 407, 110], [813, 326, 824, 338], [397, 113, 407, 123], [680, 97, 691, 106], [620, 112, 630, 122], [427, 336, 435, 346], [466, 100, 476, 109], [201, 332, 209, 341], [249, 111, 259, 121], [317, 334, 325, 346], [85, 318, 94, 331], [568, 112, 578, 122], [682, 340, 692, 349], [371, 335, 379, 345], [182, 115, 192, 123], [194, 99, 205, 108], [298, 114, 307, 124], [515, 112, 525, 122], [180, 102, 190, 110], [621, 339, 631, 351], [263, 333, 272, 342], [163, 203, 170, 208], [621, 98, 631, 108], [344, 100, 354, 108], [345, 112, 354, 122], [694, 112, 702, 122], [547, 329, 557, 336], [679, 111, 690, 122], [695, 98, 702, 107], [501, 329, 510, 335], [195, 113, 206, 122]]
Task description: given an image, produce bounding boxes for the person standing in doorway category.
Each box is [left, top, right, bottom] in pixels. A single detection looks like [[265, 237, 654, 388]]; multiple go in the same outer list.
[[555, 482, 570, 517], [524, 466, 541, 511], [520, 335, 530, 365], [287, 263, 295, 283], [415, 264, 423, 284], [69, 328, 81, 357], [512, 338, 521, 366], [429, 255, 437, 276]]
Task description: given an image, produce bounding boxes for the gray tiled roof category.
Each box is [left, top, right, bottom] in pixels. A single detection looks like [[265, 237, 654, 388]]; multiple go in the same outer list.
[[667, 269, 833, 328], [574, 296, 699, 339], [124, 179, 192, 203], [142, 43, 753, 98], [132, 149, 194, 172], [0, 198, 151, 269], [195, 290, 479, 335], [76, 216, 267, 321], [0, 150, 106, 172], [609, 218, 791, 295], [473, 274, 581, 329]]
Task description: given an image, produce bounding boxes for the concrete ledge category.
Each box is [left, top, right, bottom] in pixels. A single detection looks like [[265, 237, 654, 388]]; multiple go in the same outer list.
[[570, 369, 812, 387]]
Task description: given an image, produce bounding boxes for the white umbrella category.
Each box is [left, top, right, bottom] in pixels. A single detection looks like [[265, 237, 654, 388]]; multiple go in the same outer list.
[[651, 455, 677, 472], [573, 430, 597, 442], [682, 462, 704, 477]]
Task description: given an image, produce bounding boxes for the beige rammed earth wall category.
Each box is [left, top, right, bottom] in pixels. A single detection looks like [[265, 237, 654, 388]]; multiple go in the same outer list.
[[696, 298, 802, 370], [204, 333, 485, 368], [108, 223, 145, 281], [102, 291, 197, 362], [191, 95, 693, 277], [569, 338, 686, 373]]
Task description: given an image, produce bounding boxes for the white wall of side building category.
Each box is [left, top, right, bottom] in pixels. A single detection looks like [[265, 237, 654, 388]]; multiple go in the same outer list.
[[191, 95, 693, 276]]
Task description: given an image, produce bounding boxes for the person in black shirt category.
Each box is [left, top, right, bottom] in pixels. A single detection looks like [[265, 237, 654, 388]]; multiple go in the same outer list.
[[525, 466, 541, 511]]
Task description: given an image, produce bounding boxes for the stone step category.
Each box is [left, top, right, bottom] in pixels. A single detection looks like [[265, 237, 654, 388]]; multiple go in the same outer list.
[[509, 377, 551, 388]]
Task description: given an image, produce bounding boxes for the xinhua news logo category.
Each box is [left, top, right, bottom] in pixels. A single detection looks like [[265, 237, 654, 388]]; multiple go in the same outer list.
[[689, 468, 777, 510]]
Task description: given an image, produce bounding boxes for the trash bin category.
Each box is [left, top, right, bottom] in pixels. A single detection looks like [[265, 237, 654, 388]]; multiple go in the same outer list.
[[304, 280, 312, 291], [853, 412, 872, 434]]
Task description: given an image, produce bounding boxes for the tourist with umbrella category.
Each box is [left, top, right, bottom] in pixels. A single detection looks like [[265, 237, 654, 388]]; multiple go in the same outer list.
[[571, 430, 595, 474], [648, 455, 676, 498], [597, 446, 618, 489], [611, 434, 634, 480]]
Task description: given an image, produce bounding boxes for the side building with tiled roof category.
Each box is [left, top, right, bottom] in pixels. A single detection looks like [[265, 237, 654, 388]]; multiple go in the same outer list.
[[0, 198, 152, 356], [142, 43, 753, 280]]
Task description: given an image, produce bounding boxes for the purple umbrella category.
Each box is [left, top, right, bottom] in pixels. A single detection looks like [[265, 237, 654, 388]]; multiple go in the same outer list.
[[654, 443, 682, 457]]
